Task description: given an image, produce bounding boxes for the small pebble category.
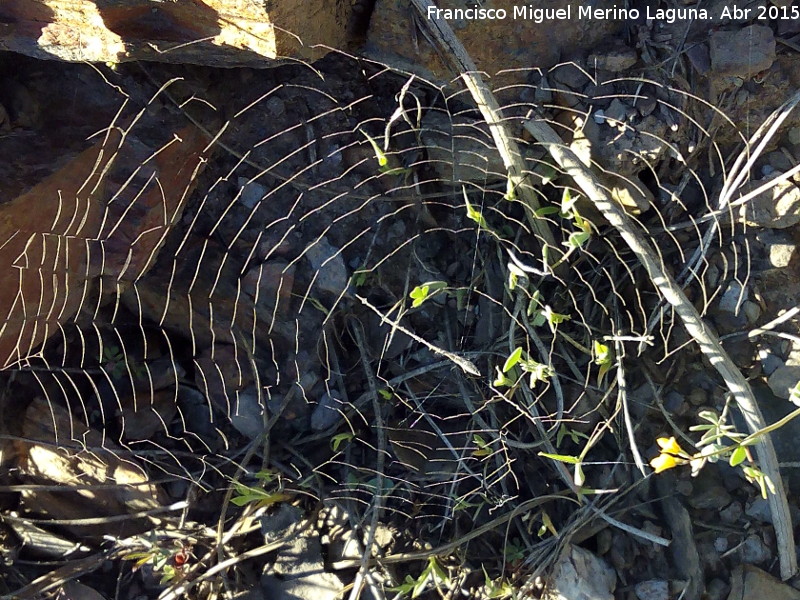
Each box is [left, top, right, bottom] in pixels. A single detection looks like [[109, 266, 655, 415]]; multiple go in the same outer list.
[[740, 533, 770, 564], [634, 579, 669, 600]]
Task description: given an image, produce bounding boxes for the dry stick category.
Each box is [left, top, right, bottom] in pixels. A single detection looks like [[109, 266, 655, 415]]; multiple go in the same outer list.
[[523, 116, 797, 580], [408, 0, 561, 275]]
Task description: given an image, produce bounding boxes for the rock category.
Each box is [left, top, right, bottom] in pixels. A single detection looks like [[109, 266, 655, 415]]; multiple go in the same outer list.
[[0, 0, 360, 66], [238, 178, 269, 210], [120, 388, 179, 441], [686, 481, 731, 511], [758, 349, 784, 376], [768, 365, 800, 401], [303, 237, 350, 300], [739, 175, 800, 229], [718, 280, 746, 315], [230, 386, 265, 440], [0, 120, 208, 368], [656, 476, 703, 600], [543, 545, 616, 600], [420, 111, 504, 185], [608, 173, 654, 214], [366, 0, 623, 85], [727, 564, 800, 600], [755, 230, 796, 268], [740, 533, 770, 565], [710, 25, 776, 79], [707, 578, 729, 600], [745, 497, 772, 523], [59, 582, 107, 600], [720, 501, 743, 524], [634, 580, 669, 600], [263, 521, 344, 600], [242, 260, 296, 318], [261, 504, 304, 543], [310, 391, 344, 431], [13, 397, 166, 539], [175, 384, 225, 452], [588, 43, 637, 72], [194, 343, 255, 413]]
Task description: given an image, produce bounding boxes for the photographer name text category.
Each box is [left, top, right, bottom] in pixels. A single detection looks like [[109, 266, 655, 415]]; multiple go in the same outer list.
[[426, 4, 799, 24]]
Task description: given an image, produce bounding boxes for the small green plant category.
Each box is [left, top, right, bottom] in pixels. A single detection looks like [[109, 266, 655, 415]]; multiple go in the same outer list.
[[555, 424, 590, 448], [409, 281, 448, 308], [527, 291, 570, 333], [330, 432, 354, 452], [122, 537, 193, 584], [503, 538, 525, 564], [494, 347, 553, 388], [389, 556, 449, 598], [593, 340, 614, 386], [472, 434, 492, 458], [230, 470, 293, 508], [101, 344, 146, 379], [360, 129, 411, 177], [482, 568, 514, 599]]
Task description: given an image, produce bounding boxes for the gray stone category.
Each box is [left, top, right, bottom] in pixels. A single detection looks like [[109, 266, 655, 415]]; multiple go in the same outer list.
[[686, 482, 731, 511], [756, 230, 796, 268], [262, 526, 344, 600], [310, 391, 344, 431], [740, 533, 770, 564], [706, 578, 729, 600], [634, 580, 669, 600], [238, 178, 268, 210], [543, 545, 615, 600], [710, 25, 775, 79], [420, 111, 505, 185], [720, 501, 743, 524], [304, 237, 350, 300], [759, 351, 784, 376], [768, 365, 800, 401], [740, 176, 800, 229], [745, 497, 772, 523], [230, 387, 265, 440]]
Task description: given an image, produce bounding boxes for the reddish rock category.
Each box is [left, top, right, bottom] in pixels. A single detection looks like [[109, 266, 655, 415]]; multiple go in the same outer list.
[[0, 0, 361, 66]]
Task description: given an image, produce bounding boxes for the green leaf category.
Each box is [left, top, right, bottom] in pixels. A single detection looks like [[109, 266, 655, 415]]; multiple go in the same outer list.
[[464, 195, 489, 229], [593, 341, 611, 365], [503, 347, 524, 373], [538, 452, 581, 465], [378, 388, 393, 400], [504, 178, 517, 201], [493, 367, 515, 388], [534, 206, 560, 217], [409, 281, 447, 308], [567, 230, 590, 248], [729, 445, 747, 467], [360, 129, 388, 168], [331, 432, 355, 452]]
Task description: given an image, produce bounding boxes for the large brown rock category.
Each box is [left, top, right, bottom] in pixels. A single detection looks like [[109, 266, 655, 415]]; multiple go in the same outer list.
[[0, 0, 362, 66], [366, 0, 625, 85], [0, 122, 209, 368]]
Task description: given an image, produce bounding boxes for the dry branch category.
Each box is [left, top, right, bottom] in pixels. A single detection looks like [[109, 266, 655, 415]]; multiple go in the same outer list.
[[523, 115, 797, 581], [409, 0, 561, 274]]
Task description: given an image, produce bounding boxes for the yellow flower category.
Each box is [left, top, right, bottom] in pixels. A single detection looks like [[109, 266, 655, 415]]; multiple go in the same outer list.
[[650, 453, 685, 473], [656, 436, 685, 456]]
